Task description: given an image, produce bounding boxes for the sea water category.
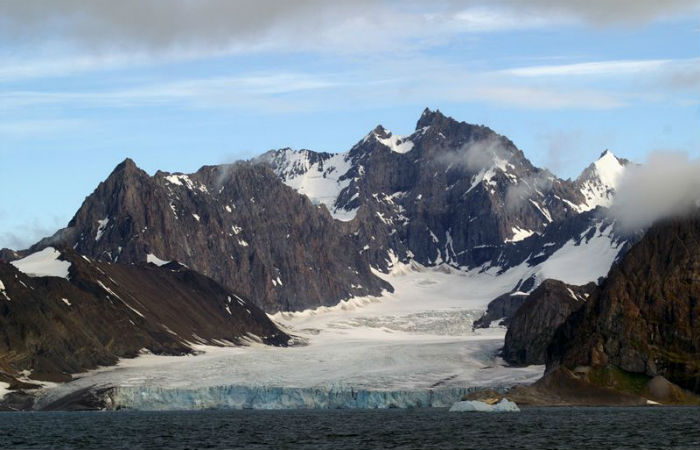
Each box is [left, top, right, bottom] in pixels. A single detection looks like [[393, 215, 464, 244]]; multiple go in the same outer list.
[[0, 406, 697, 449]]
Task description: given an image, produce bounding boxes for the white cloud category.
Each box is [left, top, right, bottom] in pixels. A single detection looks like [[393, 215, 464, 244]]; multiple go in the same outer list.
[[609, 151, 700, 230], [0, 1, 696, 57]]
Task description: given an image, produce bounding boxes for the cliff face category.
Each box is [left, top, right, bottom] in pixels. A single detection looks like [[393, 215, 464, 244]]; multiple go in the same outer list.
[[502, 279, 596, 365], [548, 212, 700, 393], [32, 160, 390, 312], [0, 248, 288, 385]]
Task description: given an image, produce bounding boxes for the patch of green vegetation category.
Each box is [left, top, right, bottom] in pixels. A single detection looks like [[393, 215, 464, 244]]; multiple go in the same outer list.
[[586, 365, 650, 395]]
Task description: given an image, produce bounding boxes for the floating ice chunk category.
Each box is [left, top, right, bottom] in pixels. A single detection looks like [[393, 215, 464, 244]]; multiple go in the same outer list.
[[11, 247, 71, 279], [449, 398, 520, 412]]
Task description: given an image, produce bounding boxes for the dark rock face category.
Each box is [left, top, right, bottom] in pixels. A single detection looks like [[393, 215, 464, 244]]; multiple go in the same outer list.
[[0, 248, 288, 385], [548, 211, 700, 393], [502, 280, 596, 365], [260, 108, 633, 274], [0, 248, 20, 263], [33, 160, 390, 312], [472, 292, 529, 329]]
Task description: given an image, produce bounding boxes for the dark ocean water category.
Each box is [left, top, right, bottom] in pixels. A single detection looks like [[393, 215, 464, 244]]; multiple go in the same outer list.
[[0, 407, 698, 450]]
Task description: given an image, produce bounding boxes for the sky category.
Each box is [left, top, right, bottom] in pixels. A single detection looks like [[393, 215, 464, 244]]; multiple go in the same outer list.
[[1, 0, 699, 249]]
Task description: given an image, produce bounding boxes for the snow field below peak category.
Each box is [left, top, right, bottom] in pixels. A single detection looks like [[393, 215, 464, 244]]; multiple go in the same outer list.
[[274, 151, 357, 221], [11, 247, 71, 279]]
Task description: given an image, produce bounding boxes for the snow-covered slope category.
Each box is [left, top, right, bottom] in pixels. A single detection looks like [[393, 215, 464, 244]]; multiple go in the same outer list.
[[34, 262, 544, 410], [576, 150, 627, 211], [256, 149, 358, 221]]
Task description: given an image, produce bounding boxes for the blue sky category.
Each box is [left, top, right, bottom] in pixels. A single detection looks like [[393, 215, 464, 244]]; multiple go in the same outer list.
[[1, 0, 699, 249]]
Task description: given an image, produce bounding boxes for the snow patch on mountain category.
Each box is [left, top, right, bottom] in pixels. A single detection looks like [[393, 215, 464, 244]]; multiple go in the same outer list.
[[506, 227, 535, 243], [375, 133, 415, 154], [263, 149, 357, 221], [164, 174, 195, 190], [95, 217, 109, 241], [11, 247, 71, 279], [146, 253, 170, 267]]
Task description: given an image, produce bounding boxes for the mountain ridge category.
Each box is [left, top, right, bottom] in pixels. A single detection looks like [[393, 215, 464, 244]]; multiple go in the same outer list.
[[5, 109, 635, 312]]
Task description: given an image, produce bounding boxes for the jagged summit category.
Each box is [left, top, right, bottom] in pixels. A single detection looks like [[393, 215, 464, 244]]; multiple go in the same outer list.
[[575, 148, 628, 211], [370, 124, 390, 137], [416, 107, 447, 129]]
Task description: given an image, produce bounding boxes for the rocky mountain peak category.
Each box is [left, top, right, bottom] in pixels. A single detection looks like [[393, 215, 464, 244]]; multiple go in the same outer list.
[[575, 149, 628, 211], [370, 124, 391, 139], [415, 107, 447, 130], [109, 157, 144, 178]]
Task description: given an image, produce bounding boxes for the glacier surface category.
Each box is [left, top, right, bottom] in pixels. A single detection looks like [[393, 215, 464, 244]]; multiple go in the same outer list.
[[32, 249, 620, 410]]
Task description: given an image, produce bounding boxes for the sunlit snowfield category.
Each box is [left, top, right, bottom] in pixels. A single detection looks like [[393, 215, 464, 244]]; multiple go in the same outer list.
[[34, 244, 620, 409]]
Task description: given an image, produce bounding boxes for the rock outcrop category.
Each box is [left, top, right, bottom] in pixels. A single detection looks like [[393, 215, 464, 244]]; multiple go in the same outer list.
[[472, 292, 529, 329], [548, 211, 700, 394], [30, 160, 390, 312], [502, 279, 596, 365], [0, 247, 289, 387]]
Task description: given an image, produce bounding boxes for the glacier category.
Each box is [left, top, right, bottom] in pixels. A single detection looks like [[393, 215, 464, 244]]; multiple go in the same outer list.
[[107, 385, 480, 410], [30, 251, 624, 411]]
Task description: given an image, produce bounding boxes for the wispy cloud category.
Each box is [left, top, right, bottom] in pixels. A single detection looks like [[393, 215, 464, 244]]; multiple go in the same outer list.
[[502, 59, 679, 77], [1, 73, 341, 113], [1, 66, 628, 113], [0, 213, 64, 250]]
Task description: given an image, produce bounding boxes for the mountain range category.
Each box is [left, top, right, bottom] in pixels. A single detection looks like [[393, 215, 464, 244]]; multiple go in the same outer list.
[[9, 109, 633, 313], [1, 108, 695, 409]]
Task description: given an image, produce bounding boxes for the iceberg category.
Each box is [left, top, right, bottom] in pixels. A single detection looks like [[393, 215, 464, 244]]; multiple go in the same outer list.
[[448, 398, 520, 413]]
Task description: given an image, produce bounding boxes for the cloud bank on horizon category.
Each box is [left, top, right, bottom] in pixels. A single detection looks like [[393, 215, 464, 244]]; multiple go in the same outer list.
[[1, 0, 697, 53]]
